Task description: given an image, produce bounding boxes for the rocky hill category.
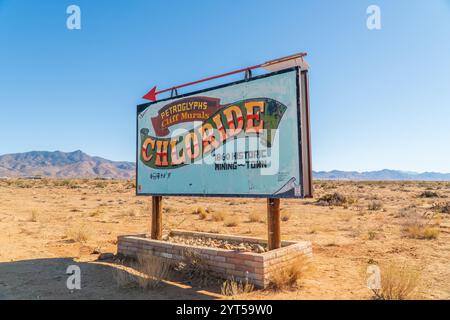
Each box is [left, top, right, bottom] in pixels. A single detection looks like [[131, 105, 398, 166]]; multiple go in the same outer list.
[[0, 150, 135, 179], [313, 169, 450, 181]]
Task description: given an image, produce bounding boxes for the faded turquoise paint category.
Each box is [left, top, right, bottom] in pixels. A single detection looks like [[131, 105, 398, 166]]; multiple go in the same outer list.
[[137, 70, 303, 198]]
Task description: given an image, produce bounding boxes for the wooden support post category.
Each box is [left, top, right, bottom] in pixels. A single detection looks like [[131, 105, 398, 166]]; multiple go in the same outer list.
[[267, 198, 281, 250], [151, 196, 163, 240]]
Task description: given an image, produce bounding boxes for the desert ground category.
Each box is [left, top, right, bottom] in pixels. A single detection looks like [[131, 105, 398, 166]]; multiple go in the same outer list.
[[0, 178, 449, 300]]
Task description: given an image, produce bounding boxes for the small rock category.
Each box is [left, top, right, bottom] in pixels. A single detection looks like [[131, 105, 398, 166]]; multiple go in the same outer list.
[[98, 252, 114, 261], [255, 244, 265, 254]]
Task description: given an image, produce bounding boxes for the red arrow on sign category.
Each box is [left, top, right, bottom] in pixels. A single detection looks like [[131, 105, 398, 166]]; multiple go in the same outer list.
[[143, 86, 157, 101], [142, 53, 307, 102]]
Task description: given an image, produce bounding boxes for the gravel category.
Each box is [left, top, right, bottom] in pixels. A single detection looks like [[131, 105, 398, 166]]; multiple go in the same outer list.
[[162, 235, 268, 253]]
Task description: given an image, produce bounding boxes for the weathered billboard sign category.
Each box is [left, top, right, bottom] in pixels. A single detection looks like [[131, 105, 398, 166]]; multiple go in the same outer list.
[[136, 67, 312, 198]]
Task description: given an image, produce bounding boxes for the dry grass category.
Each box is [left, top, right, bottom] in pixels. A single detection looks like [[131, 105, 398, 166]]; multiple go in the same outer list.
[[113, 254, 171, 290], [211, 211, 225, 222], [368, 200, 383, 211], [93, 181, 107, 189], [192, 207, 208, 219], [267, 256, 311, 291], [372, 262, 421, 300], [65, 225, 90, 243], [368, 231, 377, 240], [224, 216, 239, 227], [192, 207, 205, 215], [221, 277, 254, 296], [134, 255, 171, 289], [176, 250, 217, 286], [53, 179, 77, 188], [405, 225, 439, 240], [248, 212, 264, 223], [402, 212, 439, 240], [396, 206, 416, 218], [198, 210, 207, 220], [29, 209, 38, 222]]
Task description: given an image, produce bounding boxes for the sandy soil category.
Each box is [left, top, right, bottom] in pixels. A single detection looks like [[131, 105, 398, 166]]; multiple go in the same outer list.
[[0, 178, 449, 300]]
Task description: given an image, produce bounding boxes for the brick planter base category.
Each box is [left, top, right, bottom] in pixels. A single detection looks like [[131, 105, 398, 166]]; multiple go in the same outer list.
[[117, 230, 312, 288]]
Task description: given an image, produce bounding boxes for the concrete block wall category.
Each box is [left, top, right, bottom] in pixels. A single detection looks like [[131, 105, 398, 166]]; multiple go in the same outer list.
[[117, 230, 312, 288]]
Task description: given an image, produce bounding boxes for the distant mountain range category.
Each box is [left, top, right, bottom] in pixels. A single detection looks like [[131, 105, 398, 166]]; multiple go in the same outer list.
[[313, 169, 450, 181], [0, 151, 449, 181], [0, 150, 135, 179]]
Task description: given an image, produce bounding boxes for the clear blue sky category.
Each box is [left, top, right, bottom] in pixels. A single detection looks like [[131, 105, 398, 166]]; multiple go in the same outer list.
[[1, 0, 449, 172]]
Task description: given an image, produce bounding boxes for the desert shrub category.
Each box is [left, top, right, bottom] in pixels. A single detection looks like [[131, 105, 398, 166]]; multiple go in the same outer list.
[[211, 211, 225, 222], [372, 262, 420, 300], [368, 231, 377, 240], [134, 255, 171, 289], [368, 200, 383, 211], [267, 256, 311, 291], [248, 212, 264, 223], [224, 217, 239, 227], [65, 225, 90, 243], [93, 181, 107, 188], [176, 250, 217, 286], [126, 180, 136, 189], [432, 202, 450, 214], [419, 191, 439, 198], [221, 277, 254, 296], [396, 206, 416, 218], [316, 193, 349, 206], [198, 210, 207, 220], [54, 179, 72, 187], [405, 225, 439, 240], [281, 211, 291, 222], [402, 212, 439, 240], [113, 255, 171, 290], [15, 180, 33, 188], [323, 183, 337, 190], [68, 182, 80, 189], [192, 207, 205, 215]]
